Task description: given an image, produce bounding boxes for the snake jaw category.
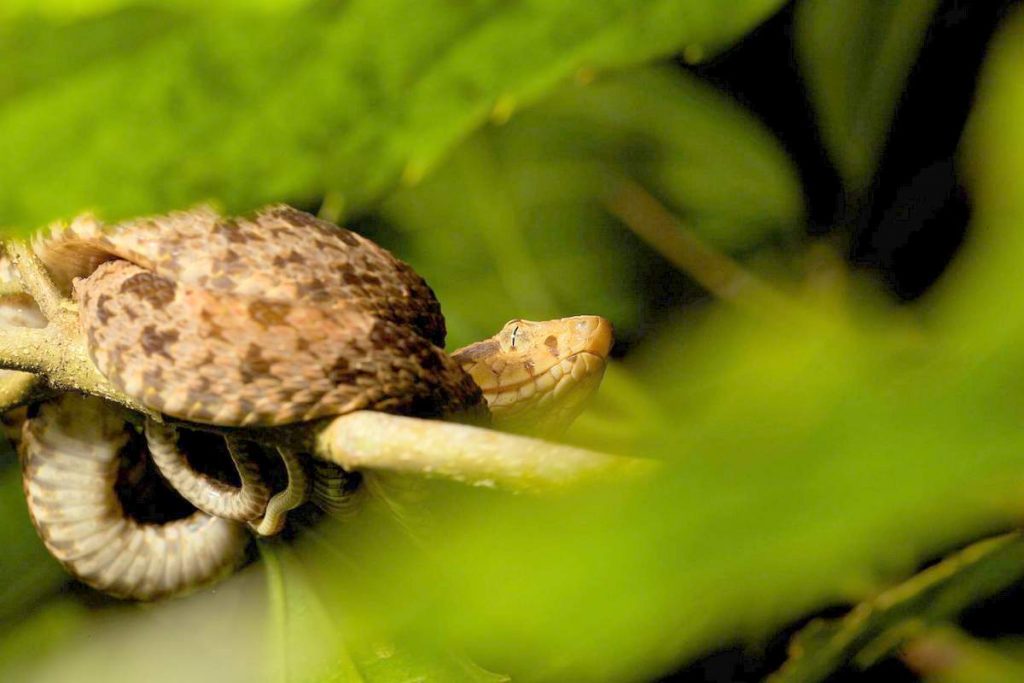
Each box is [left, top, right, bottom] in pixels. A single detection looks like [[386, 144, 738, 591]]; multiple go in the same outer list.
[[491, 350, 609, 437], [452, 315, 614, 437]]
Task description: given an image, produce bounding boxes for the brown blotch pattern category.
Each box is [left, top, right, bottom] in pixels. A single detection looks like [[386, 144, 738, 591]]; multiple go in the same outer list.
[[451, 339, 500, 364], [60, 205, 486, 427], [118, 271, 176, 308], [140, 325, 179, 360], [544, 335, 559, 356], [238, 344, 273, 384], [248, 300, 291, 327]]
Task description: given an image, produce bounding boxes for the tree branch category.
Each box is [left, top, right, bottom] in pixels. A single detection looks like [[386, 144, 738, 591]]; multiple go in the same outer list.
[[315, 411, 657, 493], [5, 241, 66, 321], [0, 325, 150, 416]]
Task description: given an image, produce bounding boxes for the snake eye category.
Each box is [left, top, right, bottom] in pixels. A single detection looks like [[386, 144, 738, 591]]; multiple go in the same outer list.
[[510, 325, 520, 348]]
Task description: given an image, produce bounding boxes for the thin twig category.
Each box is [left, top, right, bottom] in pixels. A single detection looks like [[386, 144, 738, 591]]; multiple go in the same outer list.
[[0, 239, 152, 416], [5, 241, 66, 322], [604, 177, 798, 321], [0, 325, 149, 415]]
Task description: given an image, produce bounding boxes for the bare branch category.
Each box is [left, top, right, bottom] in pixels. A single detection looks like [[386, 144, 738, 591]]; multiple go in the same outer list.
[[0, 324, 150, 416], [5, 241, 66, 322], [315, 411, 657, 493]]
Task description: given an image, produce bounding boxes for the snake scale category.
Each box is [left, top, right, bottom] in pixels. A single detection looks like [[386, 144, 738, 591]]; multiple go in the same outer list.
[[5, 205, 613, 599]]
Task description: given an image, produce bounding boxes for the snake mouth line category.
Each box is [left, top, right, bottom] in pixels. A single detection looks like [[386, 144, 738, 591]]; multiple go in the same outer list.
[[484, 350, 608, 408]]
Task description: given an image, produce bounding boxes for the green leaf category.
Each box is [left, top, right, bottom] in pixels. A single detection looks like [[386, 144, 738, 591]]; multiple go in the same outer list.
[[926, 7, 1024, 353], [0, 0, 314, 22], [340, 300, 1024, 680], [770, 533, 1024, 683], [0, 462, 67, 625], [795, 0, 939, 190], [0, 599, 89, 680], [0, 0, 787, 233], [0, 569, 271, 682], [283, 15, 1024, 679], [262, 541, 510, 683]]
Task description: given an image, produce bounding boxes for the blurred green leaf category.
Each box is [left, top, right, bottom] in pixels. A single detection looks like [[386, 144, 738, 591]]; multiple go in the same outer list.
[[1, 568, 269, 682], [330, 300, 1024, 681], [0, 461, 67, 625], [0, 599, 88, 680], [263, 542, 510, 683], [926, 7, 1024, 353], [906, 628, 1024, 683], [770, 533, 1024, 683], [267, 11, 1024, 680], [795, 0, 939, 190], [382, 66, 803, 345], [0, 0, 787, 233], [0, 0, 314, 22]]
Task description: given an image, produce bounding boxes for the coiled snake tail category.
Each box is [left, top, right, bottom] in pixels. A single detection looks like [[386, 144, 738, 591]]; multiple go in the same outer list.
[[249, 448, 310, 537], [20, 395, 247, 600], [146, 421, 271, 522]]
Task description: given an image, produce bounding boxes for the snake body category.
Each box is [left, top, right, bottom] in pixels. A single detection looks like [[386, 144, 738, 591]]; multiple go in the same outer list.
[[10, 205, 612, 599], [21, 395, 246, 600], [50, 205, 482, 425], [144, 423, 270, 521]]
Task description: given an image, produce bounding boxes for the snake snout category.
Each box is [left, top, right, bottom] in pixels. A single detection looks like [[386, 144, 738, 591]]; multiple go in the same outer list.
[[570, 315, 613, 359]]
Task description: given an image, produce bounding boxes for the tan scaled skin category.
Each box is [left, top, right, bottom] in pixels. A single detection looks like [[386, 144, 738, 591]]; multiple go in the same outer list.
[[9, 205, 615, 600], [452, 316, 614, 437], [20, 395, 247, 601]]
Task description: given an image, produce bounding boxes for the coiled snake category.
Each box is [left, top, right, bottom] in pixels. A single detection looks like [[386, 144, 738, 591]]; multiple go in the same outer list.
[[3, 205, 613, 599]]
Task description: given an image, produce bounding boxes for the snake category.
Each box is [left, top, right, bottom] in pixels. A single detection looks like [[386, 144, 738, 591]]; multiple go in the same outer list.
[[6, 204, 613, 599]]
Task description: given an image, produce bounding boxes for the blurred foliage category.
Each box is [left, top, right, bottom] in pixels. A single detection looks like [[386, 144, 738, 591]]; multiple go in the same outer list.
[[380, 65, 803, 346], [0, 0, 784, 232], [905, 628, 1024, 683], [795, 0, 940, 192], [772, 533, 1024, 682], [0, 442, 66, 624], [0, 0, 315, 20], [3, 1, 1024, 682]]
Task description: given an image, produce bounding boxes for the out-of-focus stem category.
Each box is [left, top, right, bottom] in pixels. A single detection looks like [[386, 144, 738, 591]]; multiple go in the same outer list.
[[605, 177, 797, 320]]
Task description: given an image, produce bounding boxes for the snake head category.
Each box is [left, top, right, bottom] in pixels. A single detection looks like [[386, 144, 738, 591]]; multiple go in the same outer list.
[[452, 316, 613, 437]]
